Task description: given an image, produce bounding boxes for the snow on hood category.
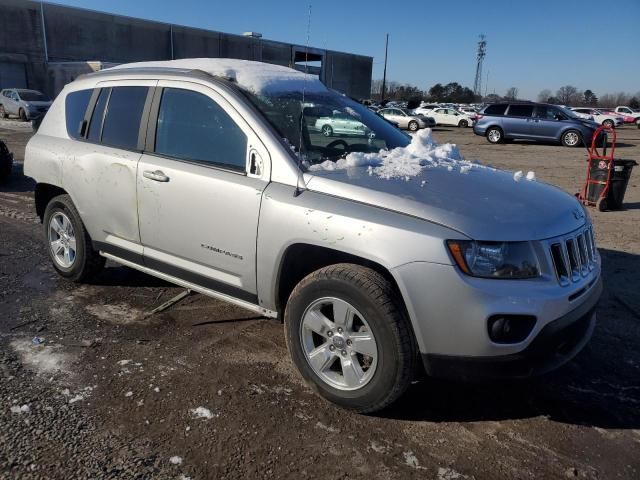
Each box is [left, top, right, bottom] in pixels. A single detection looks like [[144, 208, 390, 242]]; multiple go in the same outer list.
[[309, 129, 490, 180], [305, 130, 586, 240], [108, 58, 328, 95]]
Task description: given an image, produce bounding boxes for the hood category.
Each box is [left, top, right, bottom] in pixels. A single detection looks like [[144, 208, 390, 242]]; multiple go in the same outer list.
[[305, 163, 585, 242], [575, 118, 599, 129], [22, 100, 52, 107]]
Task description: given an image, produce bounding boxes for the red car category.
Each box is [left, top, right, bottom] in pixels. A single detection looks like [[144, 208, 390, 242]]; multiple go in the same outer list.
[[598, 109, 635, 124]]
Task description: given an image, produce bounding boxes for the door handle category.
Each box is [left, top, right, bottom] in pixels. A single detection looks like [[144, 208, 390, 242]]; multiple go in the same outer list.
[[143, 170, 170, 182]]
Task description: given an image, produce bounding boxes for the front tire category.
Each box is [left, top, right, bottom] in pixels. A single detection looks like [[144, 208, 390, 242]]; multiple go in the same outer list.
[[43, 194, 105, 282], [602, 119, 614, 129], [0, 140, 12, 183], [486, 127, 503, 144], [408, 121, 419, 131], [321, 125, 333, 137], [19, 108, 28, 122], [458, 119, 469, 128], [561, 130, 582, 147], [0, 105, 7, 119], [284, 264, 416, 413]]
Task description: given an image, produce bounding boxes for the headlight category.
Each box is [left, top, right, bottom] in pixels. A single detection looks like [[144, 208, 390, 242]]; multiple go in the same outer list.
[[447, 240, 540, 279]]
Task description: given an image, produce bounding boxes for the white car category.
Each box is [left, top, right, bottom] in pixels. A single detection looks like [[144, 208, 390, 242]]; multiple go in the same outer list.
[[314, 113, 371, 137], [459, 107, 479, 117], [429, 108, 475, 128], [571, 108, 623, 128]]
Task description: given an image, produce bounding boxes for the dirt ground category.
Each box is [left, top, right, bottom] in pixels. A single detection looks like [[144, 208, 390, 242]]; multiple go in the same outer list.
[[1, 119, 639, 480]]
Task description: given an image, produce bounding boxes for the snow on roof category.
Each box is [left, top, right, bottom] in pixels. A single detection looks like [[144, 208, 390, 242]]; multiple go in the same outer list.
[[108, 58, 328, 95]]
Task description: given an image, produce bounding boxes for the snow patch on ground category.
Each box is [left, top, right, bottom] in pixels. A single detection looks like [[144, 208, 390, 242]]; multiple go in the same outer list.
[[403, 451, 426, 470], [309, 129, 487, 180], [169, 456, 183, 465], [190, 407, 216, 420], [437, 467, 471, 479], [110, 58, 328, 95], [0, 118, 33, 132], [10, 339, 71, 375], [10, 404, 30, 414]]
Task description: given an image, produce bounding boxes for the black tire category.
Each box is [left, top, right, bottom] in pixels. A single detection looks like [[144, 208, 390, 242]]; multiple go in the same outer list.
[[284, 263, 417, 413], [321, 125, 333, 137], [408, 121, 419, 131], [0, 140, 13, 183], [0, 105, 7, 119], [602, 120, 614, 129], [561, 130, 583, 147], [596, 197, 608, 212], [18, 108, 28, 122], [458, 119, 469, 128], [43, 194, 105, 282], [486, 126, 503, 144]]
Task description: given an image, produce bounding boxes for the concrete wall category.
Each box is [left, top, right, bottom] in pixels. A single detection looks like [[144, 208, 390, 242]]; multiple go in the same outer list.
[[0, 0, 372, 99]]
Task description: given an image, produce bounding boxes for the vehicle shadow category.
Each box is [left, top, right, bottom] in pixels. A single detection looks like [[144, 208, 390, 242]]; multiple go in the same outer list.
[[0, 163, 36, 193], [89, 264, 172, 289], [381, 248, 640, 430]]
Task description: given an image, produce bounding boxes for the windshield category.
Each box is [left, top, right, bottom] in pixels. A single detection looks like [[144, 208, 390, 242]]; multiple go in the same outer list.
[[242, 88, 410, 166], [17, 90, 49, 102]]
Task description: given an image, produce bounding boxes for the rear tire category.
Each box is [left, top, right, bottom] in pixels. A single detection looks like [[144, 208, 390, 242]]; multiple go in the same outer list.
[[0, 105, 7, 119], [458, 119, 469, 128], [321, 125, 333, 137], [43, 194, 105, 282], [486, 127, 503, 144], [18, 108, 28, 122], [408, 121, 419, 131], [284, 263, 416, 413], [561, 130, 583, 147], [0, 140, 12, 183]]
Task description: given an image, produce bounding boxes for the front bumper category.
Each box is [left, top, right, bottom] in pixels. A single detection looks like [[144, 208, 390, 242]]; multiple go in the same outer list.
[[422, 276, 601, 380]]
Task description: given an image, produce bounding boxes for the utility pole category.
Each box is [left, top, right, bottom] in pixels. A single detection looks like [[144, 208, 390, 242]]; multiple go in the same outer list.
[[473, 34, 487, 98], [381, 33, 389, 103]]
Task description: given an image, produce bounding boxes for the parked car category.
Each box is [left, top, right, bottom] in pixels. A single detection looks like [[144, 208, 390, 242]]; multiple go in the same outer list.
[[459, 107, 478, 117], [571, 108, 623, 128], [614, 106, 640, 125], [428, 107, 475, 127], [474, 103, 601, 147], [379, 107, 434, 131], [0, 89, 52, 121], [0, 139, 13, 182], [24, 59, 602, 413], [314, 113, 372, 137]]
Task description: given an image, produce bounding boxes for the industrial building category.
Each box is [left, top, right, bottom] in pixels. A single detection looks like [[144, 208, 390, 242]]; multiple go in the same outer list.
[[0, 0, 373, 99]]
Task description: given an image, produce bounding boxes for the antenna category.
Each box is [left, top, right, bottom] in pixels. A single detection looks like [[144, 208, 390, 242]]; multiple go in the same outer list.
[[473, 34, 487, 98], [294, 3, 312, 197]]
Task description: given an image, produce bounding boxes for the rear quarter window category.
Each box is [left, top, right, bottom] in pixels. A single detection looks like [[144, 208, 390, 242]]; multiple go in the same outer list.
[[65, 89, 93, 139], [100, 86, 149, 150]]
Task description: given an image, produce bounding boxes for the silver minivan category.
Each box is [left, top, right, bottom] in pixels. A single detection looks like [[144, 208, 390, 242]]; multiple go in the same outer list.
[[24, 59, 602, 412]]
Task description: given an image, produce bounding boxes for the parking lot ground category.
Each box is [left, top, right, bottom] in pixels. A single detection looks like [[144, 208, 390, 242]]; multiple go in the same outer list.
[[1, 120, 639, 479]]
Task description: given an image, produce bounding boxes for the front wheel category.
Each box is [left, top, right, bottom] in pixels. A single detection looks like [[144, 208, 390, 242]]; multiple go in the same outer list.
[[43, 194, 105, 282], [321, 125, 333, 137], [602, 120, 614, 129], [0, 105, 7, 119], [284, 264, 416, 413], [408, 120, 419, 131], [458, 119, 469, 128], [19, 108, 28, 122], [561, 130, 582, 147], [486, 127, 503, 144]]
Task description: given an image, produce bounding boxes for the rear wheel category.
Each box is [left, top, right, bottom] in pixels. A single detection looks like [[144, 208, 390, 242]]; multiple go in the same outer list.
[[284, 264, 416, 413], [0, 140, 12, 182], [18, 108, 27, 122], [458, 119, 469, 128], [561, 130, 582, 147], [43, 194, 105, 282], [321, 125, 333, 137], [408, 120, 419, 131], [0, 105, 7, 119], [486, 127, 503, 144]]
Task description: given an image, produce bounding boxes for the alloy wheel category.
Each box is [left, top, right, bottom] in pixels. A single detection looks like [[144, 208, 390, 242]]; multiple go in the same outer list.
[[48, 212, 77, 268]]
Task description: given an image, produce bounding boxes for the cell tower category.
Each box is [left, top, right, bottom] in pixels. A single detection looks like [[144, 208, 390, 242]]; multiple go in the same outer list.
[[473, 34, 487, 97]]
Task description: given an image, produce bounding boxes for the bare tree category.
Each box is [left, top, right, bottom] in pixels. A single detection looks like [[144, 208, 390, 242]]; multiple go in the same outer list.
[[537, 89, 552, 103], [505, 87, 519, 101], [556, 85, 583, 106]]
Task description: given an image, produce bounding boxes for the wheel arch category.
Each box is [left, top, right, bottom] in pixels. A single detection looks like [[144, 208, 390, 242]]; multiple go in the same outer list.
[[35, 183, 67, 222]]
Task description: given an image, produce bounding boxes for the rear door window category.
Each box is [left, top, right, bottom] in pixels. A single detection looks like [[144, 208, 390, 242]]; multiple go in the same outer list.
[[153, 88, 248, 171], [65, 89, 93, 139], [100, 86, 149, 150], [533, 106, 557, 119], [507, 105, 534, 117]]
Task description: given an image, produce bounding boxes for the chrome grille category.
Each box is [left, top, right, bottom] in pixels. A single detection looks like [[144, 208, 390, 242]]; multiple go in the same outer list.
[[549, 226, 597, 286]]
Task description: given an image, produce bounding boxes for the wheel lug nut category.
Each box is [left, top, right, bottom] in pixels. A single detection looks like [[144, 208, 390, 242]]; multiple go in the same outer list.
[[329, 345, 335, 351], [327, 331, 333, 337], [346, 339, 352, 346], [341, 350, 347, 356], [337, 327, 343, 334]]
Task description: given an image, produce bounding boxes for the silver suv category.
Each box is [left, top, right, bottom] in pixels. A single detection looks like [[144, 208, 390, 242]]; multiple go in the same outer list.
[[24, 60, 602, 413]]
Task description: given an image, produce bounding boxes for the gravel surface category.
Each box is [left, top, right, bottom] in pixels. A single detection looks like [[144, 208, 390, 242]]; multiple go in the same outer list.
[[1, 121, 639, 479]]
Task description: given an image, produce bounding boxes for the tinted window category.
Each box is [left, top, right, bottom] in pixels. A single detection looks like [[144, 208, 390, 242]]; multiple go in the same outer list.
[[155, 88, 248, 170], [88, 89, 109, 142], [65, 89, 93, 139], [483, 104, 508, 115], [533, 106, 557, 120], [507, 105, 534, 117], [101, 86, 148, 150]]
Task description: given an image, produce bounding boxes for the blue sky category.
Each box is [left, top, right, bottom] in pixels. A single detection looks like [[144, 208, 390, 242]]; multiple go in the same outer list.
[[52, 0, 640, 99]]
